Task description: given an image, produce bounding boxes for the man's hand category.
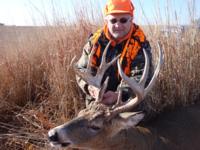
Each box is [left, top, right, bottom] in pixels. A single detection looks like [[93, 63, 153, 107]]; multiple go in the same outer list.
[[102, 91, 118, 105], [88, 85, 118, 106]]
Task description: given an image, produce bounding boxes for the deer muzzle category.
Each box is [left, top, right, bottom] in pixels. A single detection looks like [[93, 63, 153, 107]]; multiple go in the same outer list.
[[48, 126, 72, 148]]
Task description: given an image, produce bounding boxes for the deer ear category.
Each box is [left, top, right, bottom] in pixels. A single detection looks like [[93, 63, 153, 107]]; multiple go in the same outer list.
[[119, 112, 145, 127], [109, 112, 144, 137]]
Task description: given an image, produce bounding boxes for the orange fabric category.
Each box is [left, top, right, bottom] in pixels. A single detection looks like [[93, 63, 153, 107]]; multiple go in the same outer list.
[[90, 29, 102, 68], [121, 26, 146, 75], [104, 0, 134, 16], [91, 45, 101, 67], [90, 29, 102, 46]]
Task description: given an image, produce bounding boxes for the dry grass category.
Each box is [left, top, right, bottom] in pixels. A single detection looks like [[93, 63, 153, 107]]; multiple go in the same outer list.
[[145, 26, 200, 112], [0, 0, 200, 149], [0, 24, 90, 149]]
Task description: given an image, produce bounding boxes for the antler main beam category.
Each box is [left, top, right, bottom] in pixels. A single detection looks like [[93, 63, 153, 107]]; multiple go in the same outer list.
[[111, 42, 164, 115]]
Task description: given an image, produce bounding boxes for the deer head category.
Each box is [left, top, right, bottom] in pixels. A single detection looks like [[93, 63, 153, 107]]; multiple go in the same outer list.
[[48, 41, 163, 149]]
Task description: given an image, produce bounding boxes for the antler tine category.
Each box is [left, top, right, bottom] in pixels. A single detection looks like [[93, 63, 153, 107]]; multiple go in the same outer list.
[[96, 41, 121, 77], [117, 57, 145, 100], [97, 77, 109, 102], [99, 41, 111, 69], [111, 80, 123, 109], [74, 41, 119, 89], [110, 41, 163, 116], [144, 41, 164, 96], [138, 49, 150, 87], [87, 46, 97, 70], [111, 49, 149, 110]]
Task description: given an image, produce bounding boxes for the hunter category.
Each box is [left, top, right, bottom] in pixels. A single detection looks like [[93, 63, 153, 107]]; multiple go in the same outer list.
[[75, 0, 153, 116]]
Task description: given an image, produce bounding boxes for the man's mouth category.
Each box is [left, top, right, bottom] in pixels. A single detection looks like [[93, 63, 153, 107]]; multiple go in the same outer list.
[[114, 30, 123, 32]]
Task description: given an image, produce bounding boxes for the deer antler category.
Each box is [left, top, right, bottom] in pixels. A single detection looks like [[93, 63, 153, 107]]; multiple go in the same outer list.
[[74, 41, 120, 88], [110, 42, 164, 116], [74, 41, 120, 102], [75, 40, 163, 117]]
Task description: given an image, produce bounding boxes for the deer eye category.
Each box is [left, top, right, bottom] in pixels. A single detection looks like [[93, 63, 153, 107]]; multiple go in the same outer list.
[[88, 125, 101, 131]]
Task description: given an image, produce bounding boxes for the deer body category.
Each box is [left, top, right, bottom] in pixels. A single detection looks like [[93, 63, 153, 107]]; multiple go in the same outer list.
[[123, 104, 200, 150], [49, 103, 200, 150]]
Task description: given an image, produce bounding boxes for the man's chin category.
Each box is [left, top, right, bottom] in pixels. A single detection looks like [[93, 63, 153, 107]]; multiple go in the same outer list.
[[112, 33, 126, 40]]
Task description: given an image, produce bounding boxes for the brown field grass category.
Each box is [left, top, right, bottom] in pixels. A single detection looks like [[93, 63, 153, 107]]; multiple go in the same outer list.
[[0, 1, 200, 150]]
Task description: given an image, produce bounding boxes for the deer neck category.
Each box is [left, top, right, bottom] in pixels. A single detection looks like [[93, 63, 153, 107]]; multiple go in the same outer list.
[[124, 126, 176, 150], [84, 127, 158, 150], [121, 126, 156, 150], [80, 126, 175, 150]]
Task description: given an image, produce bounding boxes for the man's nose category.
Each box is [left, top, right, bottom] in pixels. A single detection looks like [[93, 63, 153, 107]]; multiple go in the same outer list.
[[114, 22, 123, 29]]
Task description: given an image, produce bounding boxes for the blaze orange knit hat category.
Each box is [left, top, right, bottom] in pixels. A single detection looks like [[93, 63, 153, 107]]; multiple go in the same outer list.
[[104, 0, 134, 16]]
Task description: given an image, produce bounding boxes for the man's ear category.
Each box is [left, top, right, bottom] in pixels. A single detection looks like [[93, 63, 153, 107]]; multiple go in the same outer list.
[[131, 16, 134, 21], [104, 18, 108, 24], [118, 112, 145, 128]]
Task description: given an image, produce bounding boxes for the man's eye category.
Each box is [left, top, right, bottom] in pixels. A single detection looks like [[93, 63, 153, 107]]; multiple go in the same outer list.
[[110, 18, 117, 24]]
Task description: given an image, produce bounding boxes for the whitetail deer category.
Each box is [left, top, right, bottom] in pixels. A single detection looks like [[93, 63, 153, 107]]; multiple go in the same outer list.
[[48, 42, 200, 150]]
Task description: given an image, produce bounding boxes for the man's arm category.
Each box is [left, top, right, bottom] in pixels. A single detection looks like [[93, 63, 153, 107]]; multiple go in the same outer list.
[[75, 41, 92, 95]]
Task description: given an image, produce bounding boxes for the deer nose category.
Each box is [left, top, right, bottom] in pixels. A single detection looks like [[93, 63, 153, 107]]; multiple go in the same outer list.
[[48, 130, 58, 142]]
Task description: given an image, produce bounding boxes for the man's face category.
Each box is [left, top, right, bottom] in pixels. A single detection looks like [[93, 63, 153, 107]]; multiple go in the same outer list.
[[105, 13, 133, 40]]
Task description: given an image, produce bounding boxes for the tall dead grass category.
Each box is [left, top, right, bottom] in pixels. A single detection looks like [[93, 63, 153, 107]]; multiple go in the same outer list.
[[0, 24, 92, 149], [0, 0, 199, 149], [145, 26, 200, 112]]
